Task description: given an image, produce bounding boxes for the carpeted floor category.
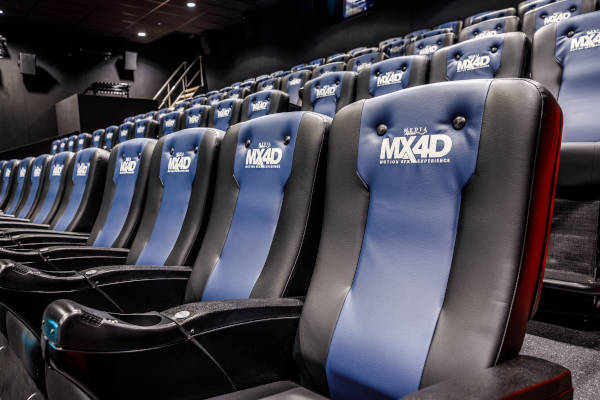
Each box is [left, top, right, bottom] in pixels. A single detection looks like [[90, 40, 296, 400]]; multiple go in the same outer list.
[[521, 320, 600, 400]]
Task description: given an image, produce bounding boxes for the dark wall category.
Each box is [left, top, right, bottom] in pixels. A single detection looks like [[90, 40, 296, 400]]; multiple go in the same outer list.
[[203, 0, 518, 90], [0, 28, 196, 152]]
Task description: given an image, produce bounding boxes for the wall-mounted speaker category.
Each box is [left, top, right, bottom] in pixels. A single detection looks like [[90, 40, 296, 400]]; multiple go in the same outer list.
[[19, 53, 36, 75], [125, 51, 137, 71]]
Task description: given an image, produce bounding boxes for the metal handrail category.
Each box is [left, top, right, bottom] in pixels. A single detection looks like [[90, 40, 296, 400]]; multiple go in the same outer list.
[[155, 56, 204, 109], [153, 61, 188, 101]]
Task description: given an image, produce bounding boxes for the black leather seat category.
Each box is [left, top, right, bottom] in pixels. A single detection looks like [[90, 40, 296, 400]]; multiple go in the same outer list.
[[158, 111, 185, 137], [185, 104, 211, 128], [134, 117, 160, 139], [41, 79, 572, 400], [209, 98, 243, 132], [50, 140, 59, 155], [301, 71, 357, 118], [281, 70, 312, 107], [346, 51, 386, 73], [0, 159, 21, 211], [76, 133, 92, 151], [312, 62, 346, 78], [241, 90, 290, 121], [522, 0, 598, 40], [406, 31, 456, 58], [465, 7, 517, 27], [91, 129, 104, 149], [459, 16, 521, 42], [2, 157, 34, 217]]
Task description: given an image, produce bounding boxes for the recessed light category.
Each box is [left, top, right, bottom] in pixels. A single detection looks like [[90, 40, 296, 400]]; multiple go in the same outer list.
[[137, 32, 147, 37], [186, 2, 196, 7], [0, 10, 4, 15]]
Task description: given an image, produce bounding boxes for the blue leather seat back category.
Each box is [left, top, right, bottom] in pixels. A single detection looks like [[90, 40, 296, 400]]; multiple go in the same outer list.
[[257, 77, 279, 91], [348, 46, 367, 56], [191, 96, 207, 106], [119, 122, 134, 143], [175, 101, 190, 113], [123, 116, 135, 123], [58, 138, 68, 152], [0, 159, 18, 207], [143, 112, 156, 120], [271, 70, 289, 78], [104, 126, 119, 150], [366, 57, 417, 97], [206, 90, 219, 96], [32, 152, 71, 224], [231, 81, 242, 88], [461, 17, 518, 40], [382, 38, 406, 58], [201, 113, 304, 300], [255, 75, 269, 85], [77, 133, 90, 151], [532, 0, 584, 31], [51, 140, 59, 155], [471, 7, 516, 25], [326, 53, 348, 63], [227, 87, 246, 100], [284, 71, 309, 105], [313, 62, 345, 78], [91, 129, 104, 148], [412, 33, 453, 57], [213, 99, 239, 131], [53, 148, 99, 231], [308, 72, 345, 118], [445, 35, 505, 80], [421, 28, 453, 39], [185, 105, 209, 128], [348, 52, 382, 72], [134, 118, 151, 138], [520, 0, 560, 17], [325, 80, 488, 399], [379, 36, 403, 48], [246, 91, 273, 120], [5, 157, 33, 215], [134, 129, 209, 265], [554, 11, 600, 141], [436, 20, 462, 33], [405, 28, 429, 40], [309, 57, 325, 66], [93, 139, 155, 247], [207, 93, 223, 106], [240, 80, 254, 89], [161, 111, 181, 136], [16, 154, 49, 219], [220, 86, 233, 94], [67, 135, 77, 152]]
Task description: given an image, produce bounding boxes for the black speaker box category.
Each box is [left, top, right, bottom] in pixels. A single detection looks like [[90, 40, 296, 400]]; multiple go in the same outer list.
[[19, 53, 36, 75], [125, 51, 137, 71]]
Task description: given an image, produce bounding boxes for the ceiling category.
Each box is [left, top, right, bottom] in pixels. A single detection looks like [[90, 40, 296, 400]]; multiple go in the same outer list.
[[0, 0, 282, 42]]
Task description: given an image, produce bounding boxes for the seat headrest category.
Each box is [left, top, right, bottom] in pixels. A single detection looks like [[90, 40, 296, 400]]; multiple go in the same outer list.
[[185, 105, 210, 128], [256, 77, 281, 91], [76, 133, 91, 152], [190, 96, 207, 106], [242, 90, 290, 121], [523, 0, 595, 38], [302, 71, 357, 118], [271, 70, 290, 78], [421, 28, 454, 39], [347, 52, 386, 72], [206, 90, 220, 96], [134, 113, 146, 121], [134, 117, 159, 139], [226, 87, 250, 100], [348, 46, 367, 56], [255, 75, 270, 83], [460, 16, 521, 41], [326, 53, 349, 63], [160, 111, 184, 136], [409, 32, 456, 57], [51, 140, 60, 155], [219, 86, 233, 93], [175, 101, 189, 113], [379, 36, 404, 49], [309, 57, 325, 66], [357, 56, 429, 99], [283, 70, 312, 106], [381, 39, 406, 58], [211, 98, 243, 132], [436, 20, 463, 33], [58, 138, 68, 152], [123, 116, 135, 123], [313, 61, 346, 78], [118, 122, 134, 144], [207, 92, 224, 106], [405, 28, 430, 40], [470, 7, 517, 25], [92, 129, 104, 148], [519, 0, 559, 18]]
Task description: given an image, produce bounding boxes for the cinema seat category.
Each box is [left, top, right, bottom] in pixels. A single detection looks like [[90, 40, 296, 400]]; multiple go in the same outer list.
[[349, 47, 378, 57], [185, 105, 211, 128], [118, 121, 135, 144], [175, 101, 191, 113], [58, 138, 67, 152], [4, 154, 52, 221], [523, 0, 598, 40], [91, 129, 104, 148], [159, 111, 185, 136], [208, 92, 224, 105], [76, 133, 92, 151], [0, 159, 19, 210], [430, 32, 530, 82], [405, 28, 430, 41], [242, 90, 290, 121], [381, 37, 406, 58], [282, 70, 312, 107], [270, 70, 289, 78], [50, 140, 59, 155], [191, 95, 207, 106], [66, 135, 77, 152], [210, 98, 243, 131], [309, 57, 325, 66], [302, 71, 357, 118], [531, 11, 600, 295], [2, 157, 34, 217], [326, 52, 349, 63], [41, 79, 570, 400], [420, 28, 454, 39], [466, 7, 517, 26], [134, 117, 159, 139], [0, 129, 221, 390], [256, 77, 281, 91], [459, 16, 521, 42], [519, 0, 561, 19], [103, 125, 119, 150], [313, 61, 346, 78], [144, 111, 157, 120], [435, 20, 463, 35], [226, 86, 250, 100], [346, 51, 386, 73], [406, 31, 456, 57], [356, 55, 429, 100]]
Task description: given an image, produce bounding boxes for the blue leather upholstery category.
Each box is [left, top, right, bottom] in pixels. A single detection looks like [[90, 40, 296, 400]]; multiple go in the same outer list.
[[405, 29, 430, 40], [123, 116, 135, 123], [201, 112, 303, 300], [77, 133, 90, 151], [284, 71, 309, 105], [326, 80, 489, 399], [67, 135, 77, 152], [255, 75, 270, 86], [313, 62, 345, 78], [5, 157, 32, 214], [471, 8, 516, 25], [532, 0, 583, 31], [240, 80, 255, 89], [16, 154, 49, 218], [421, 28, 453, 39], [32, 152, 71, 224], [53, 149, 98, 231], [309, 57, 325, 66], [231, 81, 242, 88], [226, 87, 247, 100], [220, 86, 233, 94], [208, 93, 223, 106], [436, 20, 462, 33], [445, 35, 505, 80], [134, 129, 209, 265], [382, 38, 406, 58], [93, 139, 154, 247], [134, 118, 152, 138], [135, 113, 147, 121], [0, 159, 18, 208], [213, 99, 239, 131], [91, 129, 104, 148], [270, 70, 289, 78], [206, 90, 219, 96], [175, 101, 190, 113], [50, 140, 59, 155], [379, 37, 404, 48], [161, 111, 181, 136], [185, 105, 209, 128], [245, 91, 274, 120], [257, 77, 280, 91], [553, 11, 600, 141], [191, 96, 207, 106], [462, 17, 517, 40], [348, 46, 367, 56], [157, 108, 172, 122], [348, 52, 383, 72], [412, 33, 453, 57], [104, 126, 119, 150], [521, 0, 560, 16], [308, 72, 346, 118], [58, 138, 68, 153], [327, 53, 348, 63], [367, 57, 417, 97], [119, 122, 134, 144]]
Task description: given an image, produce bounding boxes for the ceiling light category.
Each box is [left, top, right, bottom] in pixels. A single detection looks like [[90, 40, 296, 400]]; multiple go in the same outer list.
[[137, 32, 147, 37], [186, 2, 196, 7], [0, 10, 4, 15]]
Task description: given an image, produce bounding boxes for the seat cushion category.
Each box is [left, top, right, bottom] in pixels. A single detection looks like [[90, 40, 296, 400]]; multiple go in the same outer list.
[[208, 381, 327, 400]]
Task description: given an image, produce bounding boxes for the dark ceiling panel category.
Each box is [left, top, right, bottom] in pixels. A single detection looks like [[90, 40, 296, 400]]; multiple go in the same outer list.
[[0, 0, 282, 42]]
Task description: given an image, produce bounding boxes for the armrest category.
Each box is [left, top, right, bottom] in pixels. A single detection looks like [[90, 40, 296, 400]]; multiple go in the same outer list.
[[10, 233, 89, 248], [0, 246, 129, 270], [0, 216, 28, 222], [0, 221, 50, 230], [0, 262, 191, 337], [402, 356, 572, 400], [42, 298, 303, 399]]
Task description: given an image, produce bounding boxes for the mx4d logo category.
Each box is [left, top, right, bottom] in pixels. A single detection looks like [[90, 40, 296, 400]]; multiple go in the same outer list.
[[457, 53, 491, 72], [245, 141, 283, 169], [356, 62, 372, 72], [377, 71, 404, 87], [315, 85, 337, 99], [52, 164, 63, 176], [288, 78, 302, 86], [136, 125, 146, 135], [19, 167, 26, 178], [379, 126, 452, 165], [188, 114, 200, 125], [251, 100, 269, 112], [164, 119, 176, 128], [4, 168, 10, 178], [544, 11, 571, 25], [217, 108, 231, 118], [33, 166, 42, 178], [571, 30, 600, 51], [476, 30, 498, 38], [119, 157, 137, 175], [168, 152, 192, 173], [76, 162, 89, 177], [418, 45, 438, 55]]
